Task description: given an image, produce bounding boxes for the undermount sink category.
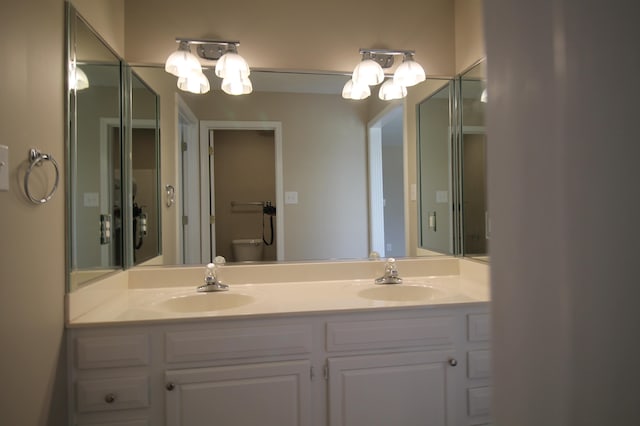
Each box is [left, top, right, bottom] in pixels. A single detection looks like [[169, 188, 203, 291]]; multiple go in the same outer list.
[[154, 292, 254, 313], [358, 285, 443, 302]]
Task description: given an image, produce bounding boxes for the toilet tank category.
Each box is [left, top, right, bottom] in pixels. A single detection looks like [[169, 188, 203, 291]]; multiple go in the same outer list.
[[231, 239, 264, 262]]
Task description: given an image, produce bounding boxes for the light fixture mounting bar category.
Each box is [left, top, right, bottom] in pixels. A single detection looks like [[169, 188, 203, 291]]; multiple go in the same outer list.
[[175, 38, 240, 46], [358, 48, 416, 69], [359, 48, 415, 56], [175, 38, 241, 61]]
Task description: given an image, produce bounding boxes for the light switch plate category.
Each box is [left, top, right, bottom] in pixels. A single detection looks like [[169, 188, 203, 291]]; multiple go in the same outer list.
[[285, 191, 298, 204], [84, 192, 99, 207], [0, 145, 8, 191]]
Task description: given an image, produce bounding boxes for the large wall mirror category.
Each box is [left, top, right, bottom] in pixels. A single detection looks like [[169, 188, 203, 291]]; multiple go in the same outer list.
[[416, 59, 488, 260], [65, 1, 487, 293], [66, 4, 161, 290]]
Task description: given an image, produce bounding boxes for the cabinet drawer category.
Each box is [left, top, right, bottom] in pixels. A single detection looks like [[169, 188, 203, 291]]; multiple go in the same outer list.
[[467, 349, 491, 379], [467, 386, 492, 416], [76, 334, 149, 369], [467, 314, 491, 342], [165, 324, 312, 363], [76, 376, 149, 413], [326, 316, 454, 352]]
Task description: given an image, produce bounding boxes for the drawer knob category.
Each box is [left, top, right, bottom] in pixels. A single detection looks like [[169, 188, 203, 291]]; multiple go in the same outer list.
[[104, 393, 116, 404], [448, 358, 458, 367], [166, 382, 175, 391]]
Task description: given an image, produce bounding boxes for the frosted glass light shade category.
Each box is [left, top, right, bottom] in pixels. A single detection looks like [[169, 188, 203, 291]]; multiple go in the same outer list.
[[215, 52, 250, 79], [165, 44, 202, 78], [221, 76, 253, 95], [69, 65, 89, 91], [352, 59, 384, 86], [393, 57, 426, 87], [481, 88, 488, 103], [177, 70, 210, 94], [378, 79, 407, 100], [342, 79, 371, 100]]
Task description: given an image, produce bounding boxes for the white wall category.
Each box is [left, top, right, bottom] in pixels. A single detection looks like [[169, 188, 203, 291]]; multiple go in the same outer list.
[[485, 0, 640, 425]]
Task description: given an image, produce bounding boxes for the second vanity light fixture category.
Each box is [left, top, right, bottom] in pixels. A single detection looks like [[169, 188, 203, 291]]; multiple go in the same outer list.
[[165, 38, 252, 95], [342, 48, 426, 101]]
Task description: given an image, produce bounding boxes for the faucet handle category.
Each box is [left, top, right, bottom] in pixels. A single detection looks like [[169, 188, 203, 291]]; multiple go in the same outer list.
[[385, 258, 399, 276]]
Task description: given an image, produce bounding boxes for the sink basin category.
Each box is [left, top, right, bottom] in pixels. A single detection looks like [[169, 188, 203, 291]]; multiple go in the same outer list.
[[358, 285, 443, 302], [154, 292, 254, 313]]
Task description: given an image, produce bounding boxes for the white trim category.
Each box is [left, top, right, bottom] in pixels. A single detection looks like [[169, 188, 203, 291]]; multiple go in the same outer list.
[[176, 94, 200, 264], [367, 127, 385, 257], [199, 120, 285, 262]]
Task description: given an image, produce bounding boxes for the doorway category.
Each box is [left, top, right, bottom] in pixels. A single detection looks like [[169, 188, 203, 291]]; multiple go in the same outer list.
[[199, 121, 285, 263]]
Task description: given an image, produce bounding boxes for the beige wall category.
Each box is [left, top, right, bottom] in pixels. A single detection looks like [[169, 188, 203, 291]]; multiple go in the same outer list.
[[124, 0, 456, 76], [0, 0, 67, 424], [455, 0, 485, 73]]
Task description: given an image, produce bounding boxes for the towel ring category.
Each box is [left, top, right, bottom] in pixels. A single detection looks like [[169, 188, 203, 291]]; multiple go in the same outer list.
[[24, 149, 59, 204]]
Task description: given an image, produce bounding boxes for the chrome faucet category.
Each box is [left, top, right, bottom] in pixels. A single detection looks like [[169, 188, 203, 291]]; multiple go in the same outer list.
[[375, 258, 403, 284], [197, 259, 229, 292]]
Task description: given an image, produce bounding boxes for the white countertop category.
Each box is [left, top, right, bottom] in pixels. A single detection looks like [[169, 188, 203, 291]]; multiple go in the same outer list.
[[68, 273, 490, 327]]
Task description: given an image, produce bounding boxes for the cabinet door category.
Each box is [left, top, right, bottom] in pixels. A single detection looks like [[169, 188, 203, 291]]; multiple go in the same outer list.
[[328, 350, 457, 426], [165, 360, 311, 426]]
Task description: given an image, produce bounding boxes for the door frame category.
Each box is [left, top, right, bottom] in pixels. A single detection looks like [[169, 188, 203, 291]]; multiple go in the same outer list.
[[199, 120, 284, 262], [176, 95, 200, 264]]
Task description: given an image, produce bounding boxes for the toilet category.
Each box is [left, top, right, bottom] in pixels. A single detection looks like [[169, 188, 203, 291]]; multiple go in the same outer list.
[[231, 239, 264, 262]]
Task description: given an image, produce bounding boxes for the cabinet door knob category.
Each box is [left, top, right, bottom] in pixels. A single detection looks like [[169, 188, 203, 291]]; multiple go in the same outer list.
[[104, 393, 116, 404], [448, 358, 458, 367], [166, 382, 175, 391]]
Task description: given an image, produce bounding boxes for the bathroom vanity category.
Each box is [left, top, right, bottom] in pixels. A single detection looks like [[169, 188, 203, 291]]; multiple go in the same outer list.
[[66, 258, 491, 426]]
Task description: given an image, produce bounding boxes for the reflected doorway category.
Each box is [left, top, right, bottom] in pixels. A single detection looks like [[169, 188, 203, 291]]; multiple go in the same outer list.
[[210, 129, 277, 262], [199, 121, 285, 263]]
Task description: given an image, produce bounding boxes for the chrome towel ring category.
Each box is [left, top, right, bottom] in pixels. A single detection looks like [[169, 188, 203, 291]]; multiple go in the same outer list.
[[24, 148, 59, 204]]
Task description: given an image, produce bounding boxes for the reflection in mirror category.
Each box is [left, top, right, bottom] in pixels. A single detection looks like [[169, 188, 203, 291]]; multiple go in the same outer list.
[[417, 81, 455, 255], [128, 69, 161, 265], [67, 5, 123, 290], [459, 60, 488, 260], [134, 66, 440, 265]]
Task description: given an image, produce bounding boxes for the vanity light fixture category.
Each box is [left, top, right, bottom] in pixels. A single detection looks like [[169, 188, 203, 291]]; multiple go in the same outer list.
[[481, 88, 488, 103], [69, 65, 89, 91], [378, 78, 407, 100], [165, 38, 252, 95], [165, 40, 202, 77], [393, 52, 426, 87], [342, 78, 371, 100], [342, 48, 426, 100]]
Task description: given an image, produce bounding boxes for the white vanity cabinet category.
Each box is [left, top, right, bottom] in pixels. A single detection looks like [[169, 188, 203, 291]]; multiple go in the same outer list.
[[68, 304, 490, 426], [165, 360, 312, 426]]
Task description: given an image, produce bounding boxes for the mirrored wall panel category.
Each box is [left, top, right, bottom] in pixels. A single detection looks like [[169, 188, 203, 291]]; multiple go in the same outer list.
[[129, 70, 161, 265], [417, 81, 455, 255], [67, 6, 123, 289], [67, 4, 161, 290], [459, 60, 488, 259]]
